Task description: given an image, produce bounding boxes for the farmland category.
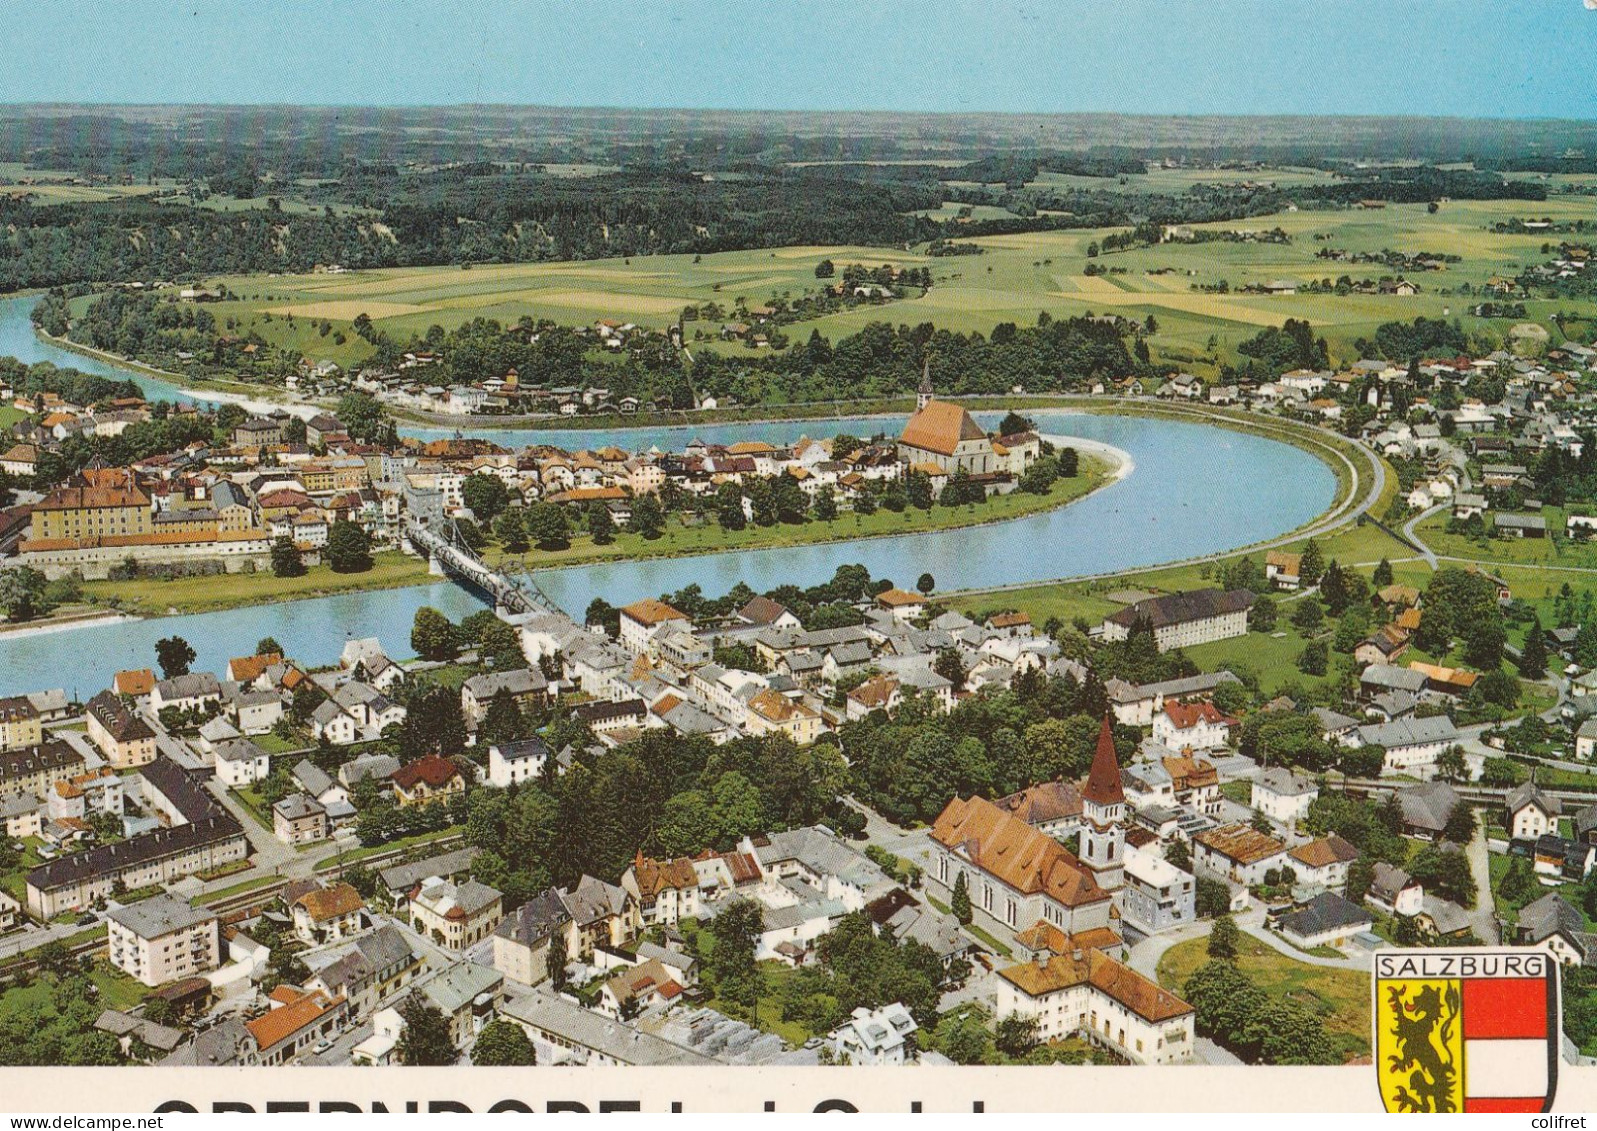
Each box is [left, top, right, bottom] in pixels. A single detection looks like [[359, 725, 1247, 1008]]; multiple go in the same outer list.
[[146, 186, 1597, 382]]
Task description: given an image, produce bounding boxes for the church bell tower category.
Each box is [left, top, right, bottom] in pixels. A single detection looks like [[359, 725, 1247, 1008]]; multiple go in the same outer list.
[[1079, 715, 1126, 892], [917, 358, 934, 411]]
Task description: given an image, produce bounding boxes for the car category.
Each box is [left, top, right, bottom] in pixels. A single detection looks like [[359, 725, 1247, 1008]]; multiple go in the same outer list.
[[312, 1039, 335, 1054], [75, 912, 97, 926]]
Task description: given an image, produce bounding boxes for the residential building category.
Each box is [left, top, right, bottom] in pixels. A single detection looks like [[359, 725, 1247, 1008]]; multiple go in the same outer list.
[[0, 697, 43, 751], [1251, 769, 1318, 827], [461, 668, 549, 731], [408, 877, 504, 951], [1508, 782, 1561, 841], [272, 793, 328, 846], [85, 691, 157, 768], [1153, 701, 1236, 752], [621, 853, 702, 926], [1368, 862, 1423, 916], [1276, 892, 1372, 949], [1353, 716, 1460, 778], [1192, 825, 1288, 886], [829, 1004, 919, 1066], [1120, 847, 1195, 934], [1288, 835, 1360, 892], [291, 883, 367, 946], [392, 754, 465, 807], [212, 738, 270, 788], [487, 737, 551, 788], [245, 986, 346, 1066], [105, 894, 220, 988], [618, 598, 692, 654], [0, 742, 83, 804]]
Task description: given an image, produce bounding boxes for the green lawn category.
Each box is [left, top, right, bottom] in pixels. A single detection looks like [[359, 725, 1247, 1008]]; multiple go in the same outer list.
[[699, 960, 816, 1047], [1488, 852, 1592, 928], [228, 788, 274, 831], [314, 826, 464, 871], [252, 731, 305, 756], [0, 838, 47, 902], [1156, 932, 1371, 1063], [193, 874, 282, 907]]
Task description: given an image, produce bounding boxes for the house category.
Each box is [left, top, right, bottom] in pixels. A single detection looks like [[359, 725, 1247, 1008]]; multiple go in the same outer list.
[[1100, 589, 1255, 653], [1367, 862, 1423, 917], [392, 754, 465, 807], [734, 596, 802, 632], [1275, 892, 1372, 949], [1192, 825, 1288, 886], [618, 598, 692, 655], [1535, 834, 1593, 883], [272, 793, 328, 846], [1287, 835, 1360, 892], [1152, 700, 1236, 752], [598, 957, 685, 1019], [621, 853, 703, 927], [408, 876, 504, 951], [494, 874, 639, 984], [499, 988, 712, 1067], [212, 738, 270, 788], [245, 986, 347, 1066], [1264, 551, 1302, 591], [1507, 782, 1561, 841], [301, 926, 423, 1022], [84, 691, 157, 768], [1106, 672, 1241, 727], [1251, 769, 1318, 827], [487, 737, 552, 788], [829, 1003, 919, 1066], [461, 668, 549, 731], [1516, 893, 1594, 966], [875, 588, 927, 620], [1396, 781, 1461, 840], [745, 689, 824, 745], [993, 947, 1195, 1065], [994, 780, 1083, 840], [150, 672, 223, 715], [105, 894, 220, 988], [1354, 716, 1460, 778], [1119, 847, 1195, 934], [0, 697, 42, 752], [309, 700, 358, 746], [291, 883, 367, 946]]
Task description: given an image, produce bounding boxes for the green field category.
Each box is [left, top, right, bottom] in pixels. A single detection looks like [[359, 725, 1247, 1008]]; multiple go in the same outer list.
[[79, 550, 433, 616], [1156, 932, 1371, 1063], [155, 189, 1597, 378]]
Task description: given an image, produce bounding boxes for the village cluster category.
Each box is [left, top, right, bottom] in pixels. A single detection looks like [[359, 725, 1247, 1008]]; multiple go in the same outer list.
[[0, 377, 1042, 581]]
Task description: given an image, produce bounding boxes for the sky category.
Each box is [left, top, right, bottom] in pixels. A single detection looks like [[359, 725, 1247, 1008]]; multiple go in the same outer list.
[[2, 0, 1596, 119]]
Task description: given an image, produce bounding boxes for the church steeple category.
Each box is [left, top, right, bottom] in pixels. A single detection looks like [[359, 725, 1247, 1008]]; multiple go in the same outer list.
[[917, 357, 934, 411], [1079, 715, 1126, 892]]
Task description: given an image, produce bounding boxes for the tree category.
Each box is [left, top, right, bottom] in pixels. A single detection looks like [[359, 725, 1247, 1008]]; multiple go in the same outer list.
[[1519, 616, 1548, 680], [494, 508, 529, 553], [526, 503, 570, 550], [1195, 877, 1231, 918], [1435, 746, 1467, 783], [1346, 858, 1375, 903], [472, 1020, 535, 1066], [1248, 596, 1278, 633], [396, 992, 457, 1066], [1481, 757, 1528, 788], [1166, 839, 1191, 871], [1296, 639, 1329, 676], [480, 691, 527, 748], [815, 259, 835, 278], [994, 1013, 1040, 1059], [707, 899, 764, 1006], [255, 636, 284, 658], [1291, 600, 1325, 633], [813, 490, 837, 521], [1443, 803, 1476, 844], [950, 871, 973, 925], [933, 646, 967, 692], [154, 636, 196, 679], [411, 607, 459, 661], [325, 520, 372, 573], [586, 502, 616, 545], [630, 494, 665, 539], [917, 572, 936, 595], [461, 473, 511, 524], [1208, 914, 1240, 960], [1373, 558, 1394, 588], [546, 928, 569, 991], [1298, 539, 1325, 587], [270, 535, 306, 579]]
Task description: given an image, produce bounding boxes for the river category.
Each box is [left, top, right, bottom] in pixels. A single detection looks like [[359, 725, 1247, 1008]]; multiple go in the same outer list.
[[0, 294, 1336, 697]]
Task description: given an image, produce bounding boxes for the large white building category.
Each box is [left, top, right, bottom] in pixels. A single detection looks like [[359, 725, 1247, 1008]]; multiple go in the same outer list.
[[106, 893, 221, 988], [995, 947, 1195, 1064], [1101, 589, 1255, 653]]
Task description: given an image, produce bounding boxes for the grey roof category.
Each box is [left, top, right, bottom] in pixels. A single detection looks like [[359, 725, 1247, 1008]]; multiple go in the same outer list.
[[462, 668, 548, 700], [94, 1009, 184, 1052], [1507, 782, 1561, 819], [339, 752, 401, 787], [634, 940, 696, 973], [1520, 893, 1588, 954], [415, 960, 502, 1014], [1371, 690, 1419, 719], [272, 792, 325, 821], [1355, 715, 1459, 750], [379, 846, 480, 894], [1575, 805, 1597, 840], [1418, 895, 1471, 936], [753, 826, 891, 896], [1398, 782, 1460, 834], [495, 888, 572, 946], [411, 877, 502, 918], [1370, 862, 1417, 902], [157, 1015, 250, 1067], [561, 874, 631, 927], [1131, 671, 1242, 701], [490, 737, 550, 764], [1311, 707, 1360, 733], [105, 892, 216, 940], [501, 988, 713, 1065], [1359, 664, 1429, 693], [1278, 892, 1372, 939], [154, 672, 221, 700], [213, 737, 268, 765], [292, 759, 336, 797]]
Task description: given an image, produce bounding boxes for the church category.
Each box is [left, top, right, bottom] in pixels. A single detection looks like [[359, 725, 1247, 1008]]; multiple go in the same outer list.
[[896, 364, 999, 476]]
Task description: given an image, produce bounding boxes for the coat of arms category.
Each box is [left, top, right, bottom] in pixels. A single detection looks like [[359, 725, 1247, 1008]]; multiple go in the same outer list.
[[1374, 948, 1559, 1113]]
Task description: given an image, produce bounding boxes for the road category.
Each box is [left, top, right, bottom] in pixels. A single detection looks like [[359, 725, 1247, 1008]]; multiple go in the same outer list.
[[1463, 821, 1500, 944]]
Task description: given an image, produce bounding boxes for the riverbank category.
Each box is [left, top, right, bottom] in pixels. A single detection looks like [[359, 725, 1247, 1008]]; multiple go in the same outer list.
[[31, 325, 319, 419], [66, 451, 1120, 619], [0, 609, 139, 638]]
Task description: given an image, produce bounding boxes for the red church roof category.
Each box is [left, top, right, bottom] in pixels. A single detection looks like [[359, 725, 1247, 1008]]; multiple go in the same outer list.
[[1082, 716, 1124, 806]]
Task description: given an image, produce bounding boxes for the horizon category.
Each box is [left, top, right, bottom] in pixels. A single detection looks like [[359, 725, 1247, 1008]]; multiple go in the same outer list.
[[4, 0, 1597, 119]]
